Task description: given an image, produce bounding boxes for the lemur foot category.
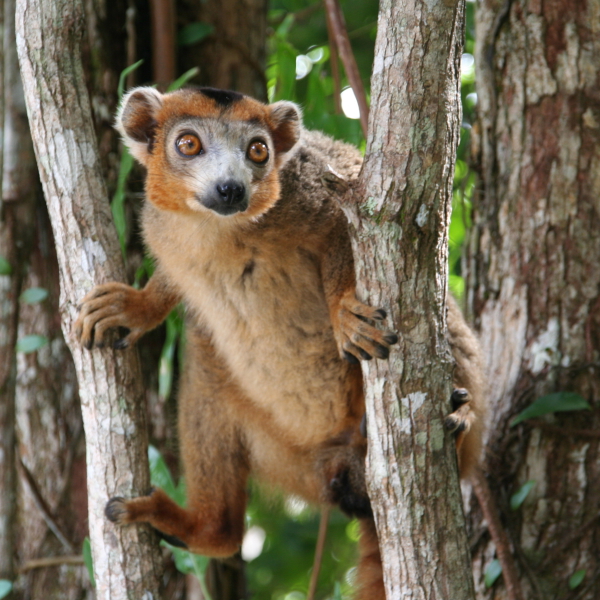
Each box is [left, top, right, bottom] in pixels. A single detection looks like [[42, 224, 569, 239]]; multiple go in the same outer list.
[[445, 388, 473, 434]]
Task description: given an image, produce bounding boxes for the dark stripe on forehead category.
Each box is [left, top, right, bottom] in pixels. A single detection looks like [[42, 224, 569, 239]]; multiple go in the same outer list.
[[199, 87, 244, 106]]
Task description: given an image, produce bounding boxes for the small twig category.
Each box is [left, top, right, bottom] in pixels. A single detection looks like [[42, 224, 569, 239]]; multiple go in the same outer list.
[[126, 2, 137, 90], [472, 469, 524, 600], [268, 2, 322, 26], [19, 555, 84, 573], [323, 0, 369, 136], [149, 0, 176, 85], [539, 513, 600, 570], [307, 506, 330, 600], [18, 458, 75, 553]]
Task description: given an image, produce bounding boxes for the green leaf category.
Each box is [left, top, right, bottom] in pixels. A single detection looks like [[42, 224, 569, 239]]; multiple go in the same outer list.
[[484, 558, 502, 588], [511, 392, 591, 426], [83, 538, 95, 587], [178, 22, 214, 46], [117, 60, 144, 99], [0, 256, 12, 275], [16, 335, 48, 354], [332, 581, 343, 600], [167, 67, 201, 92], [510, 480, 536, 511], [20, 287, 49, 304], [0, 581, 12, 599], [148, 445, 186, 506], [569, 569, 586, 590]]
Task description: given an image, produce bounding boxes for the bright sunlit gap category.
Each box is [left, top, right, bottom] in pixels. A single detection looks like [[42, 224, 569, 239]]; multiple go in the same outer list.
[[241, 525, 266, 561], [341, 87, 360, 120]]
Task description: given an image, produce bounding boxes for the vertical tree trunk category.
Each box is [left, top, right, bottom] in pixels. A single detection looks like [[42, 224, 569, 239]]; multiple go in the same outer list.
[[468, 1, 600, 598], [341, 0, 476, 597], [16, 0, 162, 598]]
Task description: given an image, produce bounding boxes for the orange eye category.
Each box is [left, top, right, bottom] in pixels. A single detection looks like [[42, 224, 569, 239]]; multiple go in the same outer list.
[[176, 133, 202, 157], [247, 140, 269, 164]]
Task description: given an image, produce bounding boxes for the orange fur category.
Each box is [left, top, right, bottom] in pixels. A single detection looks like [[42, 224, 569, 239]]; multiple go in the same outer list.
[[76, 87, 487, 599]]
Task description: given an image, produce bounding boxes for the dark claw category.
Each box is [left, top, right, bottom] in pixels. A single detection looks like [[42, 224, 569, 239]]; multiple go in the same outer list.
[[451, 388, 469, 410], [373, 344, 390, 360], [85, 338, 94, 351], [358, 348, 372, 361], [343, 351, 360, 364], [153, 528, 188, 549], [105, 497, 127, 523], [114, 338, 129, 350], [360, 413, 367, 438], [445, 415, 467, 434], [383, 332, 399, 345], [373, 308, 386, 320]]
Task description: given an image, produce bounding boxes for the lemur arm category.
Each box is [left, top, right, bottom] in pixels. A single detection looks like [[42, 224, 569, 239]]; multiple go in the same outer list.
[[75, 266, 181, 349]]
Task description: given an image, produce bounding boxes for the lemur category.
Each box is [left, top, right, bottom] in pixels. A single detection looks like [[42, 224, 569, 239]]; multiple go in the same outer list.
[[75, 86, 487, 599]]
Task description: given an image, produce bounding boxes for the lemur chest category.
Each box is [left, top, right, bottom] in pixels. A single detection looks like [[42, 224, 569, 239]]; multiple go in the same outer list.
[[149, 217, 351, 437]]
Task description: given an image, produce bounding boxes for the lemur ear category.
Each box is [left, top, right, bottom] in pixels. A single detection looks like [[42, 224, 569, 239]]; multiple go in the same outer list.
[[268, 101, 302, 156], [116, 87, 164, 165]]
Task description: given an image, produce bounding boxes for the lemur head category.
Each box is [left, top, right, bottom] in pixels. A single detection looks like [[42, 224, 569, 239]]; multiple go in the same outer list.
[[117, 87, 302, 219]]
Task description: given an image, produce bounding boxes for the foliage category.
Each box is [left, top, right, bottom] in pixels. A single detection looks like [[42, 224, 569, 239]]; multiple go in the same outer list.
[[20, 287, 49, 304], [83, 537, 96, 587], [16, 334, 48, 354], [0, 256, 12, 275], [511, 392, 591, 427], [484, 558, 502, 588], [569, 569, 586, 590], [0, 581, 12, 600], [510, 480, 536, 511]]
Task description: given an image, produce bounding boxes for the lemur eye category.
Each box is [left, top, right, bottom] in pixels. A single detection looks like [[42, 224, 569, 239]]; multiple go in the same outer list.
[[176, 133, 202, 157], [247, 140, 269, 164]]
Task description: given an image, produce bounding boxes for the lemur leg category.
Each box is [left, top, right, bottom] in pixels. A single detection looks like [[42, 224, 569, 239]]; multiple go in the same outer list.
[[445, 296, 487, 477], [106, 327, 249, 557]]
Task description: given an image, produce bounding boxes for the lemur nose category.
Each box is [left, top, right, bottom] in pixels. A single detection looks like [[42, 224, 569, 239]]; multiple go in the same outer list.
[[216, 181, 246, 204]]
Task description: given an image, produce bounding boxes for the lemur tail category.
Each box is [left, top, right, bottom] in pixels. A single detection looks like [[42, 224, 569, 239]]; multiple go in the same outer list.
[[355, 517, 386, 600]]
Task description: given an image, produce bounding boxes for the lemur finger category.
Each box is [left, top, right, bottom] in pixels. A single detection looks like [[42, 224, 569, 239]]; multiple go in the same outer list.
[[79, 282, 132, 304], [341, 296, 387, 321], [113, 328, 145, 350], [342, 341, 367, 363]]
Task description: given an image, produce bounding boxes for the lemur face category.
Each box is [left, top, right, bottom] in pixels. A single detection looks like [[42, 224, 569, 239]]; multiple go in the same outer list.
[[117, 87, 301, 220]]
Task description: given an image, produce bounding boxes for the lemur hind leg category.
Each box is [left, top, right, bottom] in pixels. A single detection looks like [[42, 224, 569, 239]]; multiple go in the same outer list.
[[106, 328, 250, 557]]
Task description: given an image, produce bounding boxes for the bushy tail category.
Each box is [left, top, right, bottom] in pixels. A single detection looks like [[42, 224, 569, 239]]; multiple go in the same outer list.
[[355, 517, 386, 600]]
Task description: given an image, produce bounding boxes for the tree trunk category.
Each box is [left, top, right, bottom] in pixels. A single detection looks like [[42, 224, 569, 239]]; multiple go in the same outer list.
[[467, 1, 600, 598], [16, 0, 162, 598], [177, 0, 268, 100], [340, 0, 476, 597]]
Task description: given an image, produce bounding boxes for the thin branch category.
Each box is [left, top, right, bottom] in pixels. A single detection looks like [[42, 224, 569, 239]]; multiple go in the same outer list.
[[19, 556, 85, 572], [307, 506, 330, 600], [323, 0, 369, 136], [324, 6, 342, 114], [472, 469, 524, 600], [150, 0, 176, 85], [18, 458, 75, 554]]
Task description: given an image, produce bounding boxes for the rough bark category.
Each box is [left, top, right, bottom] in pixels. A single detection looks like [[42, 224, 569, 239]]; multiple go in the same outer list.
[[177, 0, 268, 100], [467, 1, 600, 598], [15, 0, 162, 598], [339, 0, 476, 597]]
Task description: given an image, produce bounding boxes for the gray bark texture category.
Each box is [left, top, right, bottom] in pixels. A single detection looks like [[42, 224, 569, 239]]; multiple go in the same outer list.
[[340, 0, 476, 597], [467, 0, 600, 598], [15, 0, 162, 598]]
